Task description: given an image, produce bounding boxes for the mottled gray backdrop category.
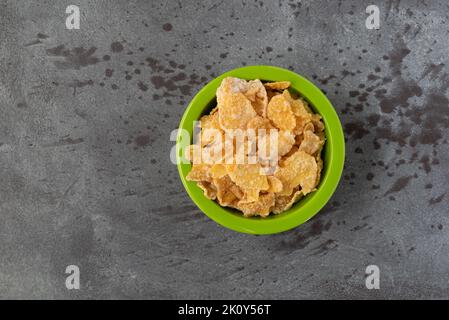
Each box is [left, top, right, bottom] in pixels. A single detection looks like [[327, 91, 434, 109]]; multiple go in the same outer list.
[[0, 0, 448, 299]]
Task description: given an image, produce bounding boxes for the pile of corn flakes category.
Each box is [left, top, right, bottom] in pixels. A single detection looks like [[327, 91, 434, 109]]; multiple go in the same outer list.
[[185, 77, 325, 217]]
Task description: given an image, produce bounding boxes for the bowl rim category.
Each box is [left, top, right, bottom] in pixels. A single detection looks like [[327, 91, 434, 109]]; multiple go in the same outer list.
[[176, 65, 345, 235]]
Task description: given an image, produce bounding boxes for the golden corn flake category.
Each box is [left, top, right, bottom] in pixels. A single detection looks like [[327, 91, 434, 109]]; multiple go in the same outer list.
[[246, 116, 273, 131], [197, 181, 217, 200], [217, 77, 268, 117], [257, 129, 295, 159], [277, 130, 296, 156], [273, 189, 303, 214], [214, 175, 238, 206], [210, 164, 227, 179], [216, 77, 247, 105], [264, 81, 291, 91], [219, 92, 257, 129], [200, 111, 220, 131], [283, 90, 310, 117], [267, 176, 283, 193], [275, 150, 318, 196], [294, 114, 313, 136], [245, 80, 268, 117], [230, 184, 244, 199], [186, 164, 211, 182], [185, 77, 325, 217], [239, 188, 260, 204], [237, 193, 275, 217], [267, 94, 296, 131], [303, 122, 315, 133], [227, 163, 269, 191], [202, 139, 225, 164], [299, 130, 322, 155]]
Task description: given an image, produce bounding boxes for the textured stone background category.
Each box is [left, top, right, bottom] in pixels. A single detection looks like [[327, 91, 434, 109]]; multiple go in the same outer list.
[[0, 0, 448, 299]]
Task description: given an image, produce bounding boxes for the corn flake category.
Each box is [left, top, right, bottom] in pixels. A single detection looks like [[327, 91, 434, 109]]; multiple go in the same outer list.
[[186, 164, 211, 182], [299, 130, 323, 155], [267, 94, 296, 131], [245, 80, 268, 117], [197, 181, 217, 200], [214, 175, 239, 206], [275, 150, 318, 195], [267, 176, 283, 193], [273, 189, 303, 214], [227, 164, 269, 191], [210, 164, 227, 179], [219, 92, 257, 129], [264, 81, 291, 91], [237, 192, 275, 217]]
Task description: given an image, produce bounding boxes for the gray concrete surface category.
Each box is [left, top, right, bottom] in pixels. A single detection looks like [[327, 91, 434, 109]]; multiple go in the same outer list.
[[0, 0, 448, 299]]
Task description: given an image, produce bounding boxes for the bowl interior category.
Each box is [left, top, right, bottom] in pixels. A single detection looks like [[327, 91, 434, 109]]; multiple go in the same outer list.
[[176, 66, 344, 234]]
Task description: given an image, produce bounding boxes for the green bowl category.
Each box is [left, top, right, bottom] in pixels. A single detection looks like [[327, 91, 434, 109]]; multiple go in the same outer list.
[[176, 66, 345, 235]]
